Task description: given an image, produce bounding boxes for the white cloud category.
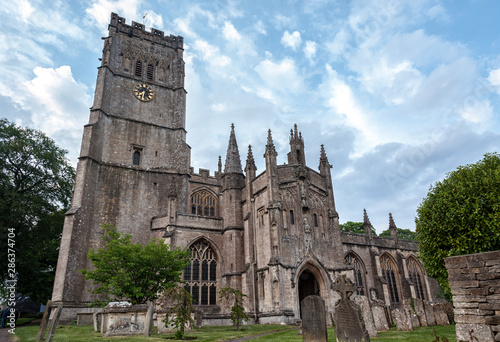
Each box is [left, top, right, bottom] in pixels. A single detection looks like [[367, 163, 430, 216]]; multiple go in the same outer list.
[[17, 0, 35, 22], [459, 99, 493, 124], [360, 59, 423, 105], [222, 21, 241, 42], [193, 40, 231, 67], [211, 103, 227, 112], [254, 58, 304, 95], [488, 69, 500, 95], [85, 0, 142, 32], [254, 20, 266, 35], [281, 31, 301, 50], [304, 40, 317, 60], [23, 66, 90, 136]]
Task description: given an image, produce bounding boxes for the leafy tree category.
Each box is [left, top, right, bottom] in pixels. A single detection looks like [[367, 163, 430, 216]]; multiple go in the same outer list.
[[80, 224, 190, 304], [218, 287, 249, 331], [339, 221, 376, 236], [159, 286, 195, 340], [379, 227, 417, 241], [0, 118, 75, 303], [416, 153, 500, 298]]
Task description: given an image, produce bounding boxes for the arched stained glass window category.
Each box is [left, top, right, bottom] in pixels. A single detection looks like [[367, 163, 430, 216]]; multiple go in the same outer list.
[[380, 254, 400, 303], [407, 257, 426, 300], [183, 240, 217, 305], [345, 252, 366, 296], [190, 190, 217, 218]]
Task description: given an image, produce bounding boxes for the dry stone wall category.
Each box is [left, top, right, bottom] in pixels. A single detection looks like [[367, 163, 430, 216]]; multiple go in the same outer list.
[[445, 250, 500, 342]]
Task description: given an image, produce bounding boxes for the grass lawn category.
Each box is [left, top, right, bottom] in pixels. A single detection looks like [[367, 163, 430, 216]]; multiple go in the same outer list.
[[13, 323, 456, 342]]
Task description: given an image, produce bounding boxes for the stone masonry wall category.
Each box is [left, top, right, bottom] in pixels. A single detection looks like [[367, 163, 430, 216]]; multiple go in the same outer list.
[[445, 250, 500, 342]]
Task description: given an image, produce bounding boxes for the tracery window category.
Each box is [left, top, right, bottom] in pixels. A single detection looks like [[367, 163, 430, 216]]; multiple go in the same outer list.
[[345, 252, 366, 296], [190, 190, 217, 217], [380, 254, 400, 303], [407, 257, 426, 300], [183, 240, 217, 305], [135, 60, 142, 77]]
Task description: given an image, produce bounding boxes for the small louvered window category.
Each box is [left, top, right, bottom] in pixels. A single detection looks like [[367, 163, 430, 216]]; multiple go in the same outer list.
[[135, 60, 142, 77], [147, 64, 154, 81]]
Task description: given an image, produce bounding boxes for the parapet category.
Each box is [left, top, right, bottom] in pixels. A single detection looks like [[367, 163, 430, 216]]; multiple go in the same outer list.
[[109, 12, 183, 49]]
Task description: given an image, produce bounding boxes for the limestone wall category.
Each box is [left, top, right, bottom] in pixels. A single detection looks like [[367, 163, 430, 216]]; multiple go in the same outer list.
[[445, 250, 500, 342]]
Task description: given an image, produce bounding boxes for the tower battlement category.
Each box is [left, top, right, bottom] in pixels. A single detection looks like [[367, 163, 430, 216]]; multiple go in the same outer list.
[[109, 12, 183, 49]]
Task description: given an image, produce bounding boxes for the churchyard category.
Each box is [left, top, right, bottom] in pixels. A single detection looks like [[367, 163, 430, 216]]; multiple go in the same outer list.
[[14, 323, 457, 342]]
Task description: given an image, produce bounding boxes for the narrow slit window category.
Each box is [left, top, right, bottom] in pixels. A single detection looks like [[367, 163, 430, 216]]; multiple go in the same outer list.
[[133, 150, 141, 165], [290, 210, 295, 225]]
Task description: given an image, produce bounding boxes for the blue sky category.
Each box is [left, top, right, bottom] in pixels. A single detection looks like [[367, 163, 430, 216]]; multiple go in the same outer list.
[[1, 0, 500, 233]]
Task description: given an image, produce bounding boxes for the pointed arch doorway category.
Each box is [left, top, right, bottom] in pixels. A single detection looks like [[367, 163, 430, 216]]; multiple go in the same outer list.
[[298, 269, 320, 318]]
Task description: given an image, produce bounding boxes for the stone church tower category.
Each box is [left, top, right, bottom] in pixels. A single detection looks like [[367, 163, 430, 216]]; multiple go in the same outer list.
[[53, 13, 441, 326]]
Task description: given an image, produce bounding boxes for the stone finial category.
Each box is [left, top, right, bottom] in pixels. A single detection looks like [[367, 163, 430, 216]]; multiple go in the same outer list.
[[218, 155, 222, 174], [363, 209, 371, 226], [245, 145, 257, 171], [224, 124, 243, 174], [389, 213, 396, 228], [265, 129, 277, 156], [363, 209, 373, 239], [389, 213, 398, 239]]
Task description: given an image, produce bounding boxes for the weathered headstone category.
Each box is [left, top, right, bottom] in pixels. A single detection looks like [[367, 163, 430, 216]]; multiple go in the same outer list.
[[93, 312, 100, 332], [433, 303, 450, 326], [424, 301, 436, 326], [36, 300, 52, 342], [391, 305, 413, 331], [352, 295, 377, 337], [371, 304, 390, 331], [301, 295, 327, 342], [45, 304, 63, 342], [143, 302, 154, 337], [194, 310, 202, 328], [332, 275, 370, 342], [412, 298, 428, 327]]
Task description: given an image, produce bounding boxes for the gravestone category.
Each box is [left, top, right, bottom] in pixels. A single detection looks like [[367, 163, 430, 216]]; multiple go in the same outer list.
[[371, 304, 390, 331], [424, 301, 436, 326], [332, 275, 370, 342], [352, 295, 377, 337], [391, 305, 413, 331], [412, 298, 428, 327], [301, 295, 327, 342], [433, 303, 450, 326]]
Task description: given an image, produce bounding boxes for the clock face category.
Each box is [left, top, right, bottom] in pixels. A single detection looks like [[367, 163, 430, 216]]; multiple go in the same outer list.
[[133, 83, 154, 102]]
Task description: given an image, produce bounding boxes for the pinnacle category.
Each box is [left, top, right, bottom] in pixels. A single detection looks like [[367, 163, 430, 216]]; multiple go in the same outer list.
[[363, 209, 371, 226], [224, 124, 243, 174], [265, 129, 277, 156], [246, 144, 257, 171], [389, 213, 397, 229]]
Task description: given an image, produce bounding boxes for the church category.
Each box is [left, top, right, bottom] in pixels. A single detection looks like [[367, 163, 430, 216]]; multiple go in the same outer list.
[[52, 13, 441, 326]]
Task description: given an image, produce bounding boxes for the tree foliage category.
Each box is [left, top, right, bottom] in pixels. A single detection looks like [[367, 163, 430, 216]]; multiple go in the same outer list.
[[80, 224, 190, 304], [416, 153, 500, 298], [379, 227, 417, 241], [218, 287, 249, 331], [339, 221, 376, 236], [0, 118, 75, 303], [159, 286, 195, 340]]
